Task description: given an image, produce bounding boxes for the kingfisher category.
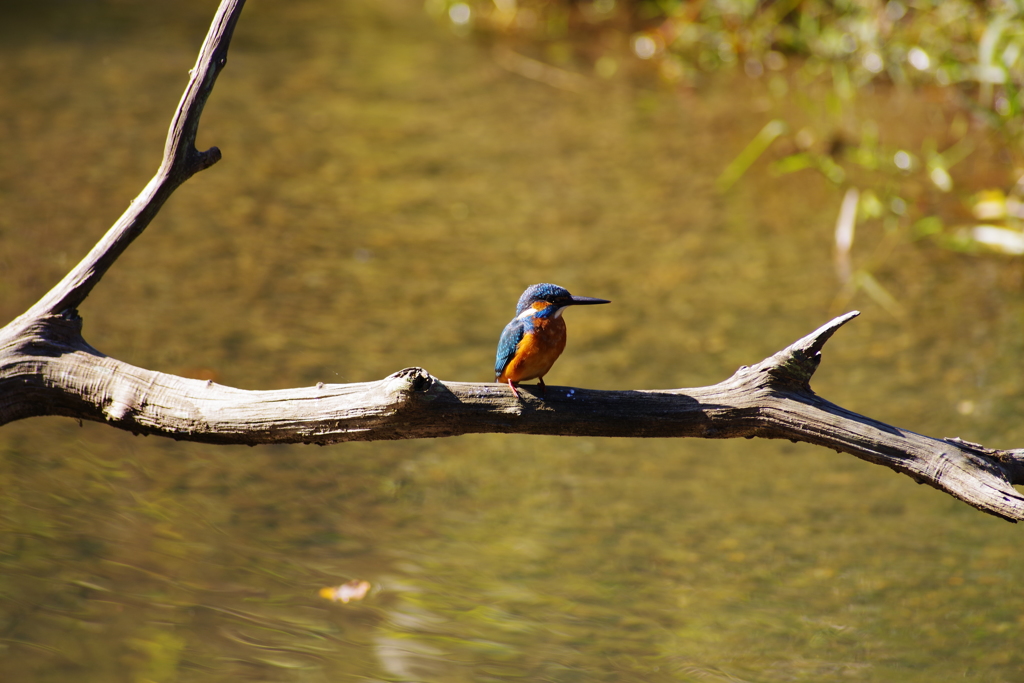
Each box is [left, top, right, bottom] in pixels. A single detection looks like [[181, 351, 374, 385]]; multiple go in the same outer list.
[[495, 283, 610, 398]]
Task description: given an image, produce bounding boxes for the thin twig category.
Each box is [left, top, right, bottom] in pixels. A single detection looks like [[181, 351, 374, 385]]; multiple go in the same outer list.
[[20, 0, 246, 322]]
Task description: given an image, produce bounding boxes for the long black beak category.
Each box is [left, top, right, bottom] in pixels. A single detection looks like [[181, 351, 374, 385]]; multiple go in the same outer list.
[[569, 296, 611, 306]]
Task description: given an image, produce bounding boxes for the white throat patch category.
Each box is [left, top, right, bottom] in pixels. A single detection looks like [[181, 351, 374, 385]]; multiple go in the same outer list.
[[516, 305, 566, 320]]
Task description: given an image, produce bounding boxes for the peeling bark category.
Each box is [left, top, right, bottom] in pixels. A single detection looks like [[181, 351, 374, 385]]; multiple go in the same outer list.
[[2, 0, 1023, 522]]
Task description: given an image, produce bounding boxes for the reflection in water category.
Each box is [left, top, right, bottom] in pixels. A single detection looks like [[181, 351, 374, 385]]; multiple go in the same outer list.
[[376, 636, 447, 681], [2, 0, 1024, 681]]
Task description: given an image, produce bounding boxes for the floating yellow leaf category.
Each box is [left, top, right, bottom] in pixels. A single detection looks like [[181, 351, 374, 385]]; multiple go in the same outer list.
[[319, 580, 372, 604]]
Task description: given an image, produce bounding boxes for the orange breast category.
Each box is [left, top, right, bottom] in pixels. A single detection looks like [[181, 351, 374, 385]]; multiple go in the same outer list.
[[497, 316, 566, 383]]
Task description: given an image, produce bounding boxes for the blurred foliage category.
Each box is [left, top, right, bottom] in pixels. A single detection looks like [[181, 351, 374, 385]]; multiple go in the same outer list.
[[427, 0, 1024, 309], [427, 0, 1024, 130]]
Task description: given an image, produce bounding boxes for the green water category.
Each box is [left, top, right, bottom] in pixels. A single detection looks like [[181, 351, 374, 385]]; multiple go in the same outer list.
[[2, 1, 1024, 681]]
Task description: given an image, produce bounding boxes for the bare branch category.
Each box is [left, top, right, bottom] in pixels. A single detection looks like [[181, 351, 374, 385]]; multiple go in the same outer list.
[[1, 308, 1022, 521], [1, 0, 1022, 525], [18, 0, 246, 323]]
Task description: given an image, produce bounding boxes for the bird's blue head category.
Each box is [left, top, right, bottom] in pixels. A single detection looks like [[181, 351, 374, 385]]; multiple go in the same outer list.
[[514, 283, 610, 316]]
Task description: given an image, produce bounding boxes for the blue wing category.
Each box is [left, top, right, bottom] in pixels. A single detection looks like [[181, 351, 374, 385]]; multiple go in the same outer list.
[[495, 318, 527, 379]]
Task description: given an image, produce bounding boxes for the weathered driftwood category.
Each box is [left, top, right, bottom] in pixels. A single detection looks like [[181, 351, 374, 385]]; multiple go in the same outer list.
[[2, 0, 1023, 522]]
